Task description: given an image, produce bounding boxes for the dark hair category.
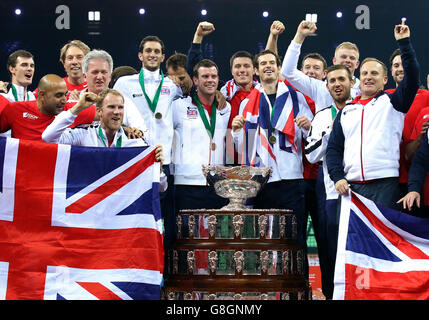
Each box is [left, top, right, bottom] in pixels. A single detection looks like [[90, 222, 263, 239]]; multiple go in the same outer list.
[[302, 52, 327, 70], [192, 59, 219, 77], [110, 66, 138, 88], [138, 35, 165, 53], [229, 51, 254, 69], [7, 50, 34, 75], [326, 64, 353, 80], [166, 52, 188, 71], [389, 48, 401, 66], [253, 49, 281, 69]]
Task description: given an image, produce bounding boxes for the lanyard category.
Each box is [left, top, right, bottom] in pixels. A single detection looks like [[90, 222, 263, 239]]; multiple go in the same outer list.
[[11, 84, 29, 101], [330, 105, 338, 120], [138, 69, 164, 113], [193, 93, 217, 140], [98, 126, 122, 148]]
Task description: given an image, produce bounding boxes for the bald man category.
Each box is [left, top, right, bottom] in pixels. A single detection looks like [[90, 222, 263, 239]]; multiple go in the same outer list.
[[0, 74, 97, 141]]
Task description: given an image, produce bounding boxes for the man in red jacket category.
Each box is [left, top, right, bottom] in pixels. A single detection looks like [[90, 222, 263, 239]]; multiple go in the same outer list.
[[386, 48, 429, 199], [0, 74, 96, 141]]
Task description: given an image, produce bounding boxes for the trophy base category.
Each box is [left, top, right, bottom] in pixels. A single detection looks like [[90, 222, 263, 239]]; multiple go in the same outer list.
[[220, 198, 247, 210]]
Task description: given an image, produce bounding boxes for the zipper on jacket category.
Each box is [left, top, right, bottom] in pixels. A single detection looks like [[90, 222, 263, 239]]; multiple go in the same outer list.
[[360, 106, 365, 181]]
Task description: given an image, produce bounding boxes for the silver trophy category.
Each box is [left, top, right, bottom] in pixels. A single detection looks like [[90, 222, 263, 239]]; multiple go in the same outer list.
[[202, 165, 272, 210]]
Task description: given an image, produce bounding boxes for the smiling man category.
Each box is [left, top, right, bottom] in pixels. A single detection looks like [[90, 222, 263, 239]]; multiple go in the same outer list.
[[231, 50, 313, 259], [386, 49, 429, 198], [172, 59, 230, 212], [59, 40, 90, 92], [113, 36, 186, 273], [0, 74, 96, 141], [326, 23, 419, 210], [304, 64, 354, 299]]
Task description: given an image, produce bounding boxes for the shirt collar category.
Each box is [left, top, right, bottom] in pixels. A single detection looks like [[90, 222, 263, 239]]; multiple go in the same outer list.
[[143, 68, 161, 81]]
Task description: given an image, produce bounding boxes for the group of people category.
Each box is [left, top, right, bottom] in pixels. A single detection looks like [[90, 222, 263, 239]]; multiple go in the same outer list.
[[0, 19, 427, 300]]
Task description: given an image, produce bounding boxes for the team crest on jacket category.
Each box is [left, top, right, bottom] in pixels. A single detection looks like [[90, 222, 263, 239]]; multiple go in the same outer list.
[[186, 106, 198, 119], [161, 86, 170, 95]]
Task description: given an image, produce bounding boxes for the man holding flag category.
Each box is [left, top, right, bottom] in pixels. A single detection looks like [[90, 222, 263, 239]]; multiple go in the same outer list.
[[231, 49, 313, 251]]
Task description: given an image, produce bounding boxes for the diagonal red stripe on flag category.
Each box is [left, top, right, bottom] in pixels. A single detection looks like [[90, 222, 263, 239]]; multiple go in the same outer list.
[[65, 150, 155, 214], [259, 130, 277, 162], [77, 282, 122, 300], [352, 193, 429, 260]]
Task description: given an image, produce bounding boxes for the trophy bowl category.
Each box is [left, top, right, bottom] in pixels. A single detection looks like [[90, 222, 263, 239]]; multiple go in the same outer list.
[[202, 165, 272, 210]]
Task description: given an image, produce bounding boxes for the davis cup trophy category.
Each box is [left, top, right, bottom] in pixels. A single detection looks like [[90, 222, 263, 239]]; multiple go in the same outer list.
[[163, 165, 311, 300], [202, 165, 272, 210]]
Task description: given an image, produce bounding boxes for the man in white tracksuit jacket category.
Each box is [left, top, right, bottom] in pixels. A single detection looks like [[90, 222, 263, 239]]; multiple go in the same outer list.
[[326, 23, 419, 210]]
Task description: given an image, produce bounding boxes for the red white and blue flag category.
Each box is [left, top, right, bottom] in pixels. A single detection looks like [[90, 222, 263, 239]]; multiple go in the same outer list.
[[0, 137, 164, 300], [239, 81, 302, 166], [334, 191, 429, 300]]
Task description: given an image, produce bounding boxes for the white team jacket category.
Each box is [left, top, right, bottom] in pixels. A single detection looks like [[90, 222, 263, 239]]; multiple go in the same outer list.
[[113, 69, 183, 165], [334, 94, 405, 182], [172, 96, 231, 186], [305, 105, 339, 199]]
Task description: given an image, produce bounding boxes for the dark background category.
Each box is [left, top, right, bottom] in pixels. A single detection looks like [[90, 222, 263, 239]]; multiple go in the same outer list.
[[0, 0, 427, 90]]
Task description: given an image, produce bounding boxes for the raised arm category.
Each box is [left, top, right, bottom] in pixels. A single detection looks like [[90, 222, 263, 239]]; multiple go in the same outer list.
[[281, 21, 330, 109], [265, 20, 285, 55], [389, 23, 420, 113], [42, 92, 97, 143], [187, 21, 215, 77]]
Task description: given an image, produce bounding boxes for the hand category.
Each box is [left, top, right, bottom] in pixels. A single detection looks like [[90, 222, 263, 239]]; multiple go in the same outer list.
[[295, 116, 311, 130], [270, 20, 285, 36], [294, 20, 317, 44], [420, 119, 429, 136], [124, 126, 143, 139], [394, 22, 410, 40], [193, 21, 215, 43], [215, 90, 227, 110], [397, 191, 420, 211], [0, 81, 8, 93], [71, 91, 98, 115], [231, 115, 245, 132], [335, 179, 350, 195], [155, 145, 164, 166], [69, 89, 80, 101]]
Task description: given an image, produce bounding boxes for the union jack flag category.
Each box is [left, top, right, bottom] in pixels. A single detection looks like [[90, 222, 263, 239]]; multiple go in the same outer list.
[[334, 191, 429, 300], [0, 137, 163, 300], [239, 81, 303, 166]]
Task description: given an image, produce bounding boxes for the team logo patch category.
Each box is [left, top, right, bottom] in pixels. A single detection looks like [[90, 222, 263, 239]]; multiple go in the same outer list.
[[161, 86, 170, 95], [22, 112, 38, 120], [187, 107, 198, 119]]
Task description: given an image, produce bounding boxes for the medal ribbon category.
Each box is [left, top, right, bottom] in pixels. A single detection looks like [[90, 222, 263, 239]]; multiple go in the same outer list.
[[98, 126, 122, 148], [11, 84, 30, 101], [138, 69, 164, 113], [193, 93, 217, 140], [269, 101, 276, 144], [331, 105, 337, 120]]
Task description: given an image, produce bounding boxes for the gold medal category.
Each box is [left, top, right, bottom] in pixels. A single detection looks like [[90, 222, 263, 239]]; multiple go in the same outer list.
[[211, 142, 216, 151], [269, 135, 277, 144], [155, 112, 162, 120]]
